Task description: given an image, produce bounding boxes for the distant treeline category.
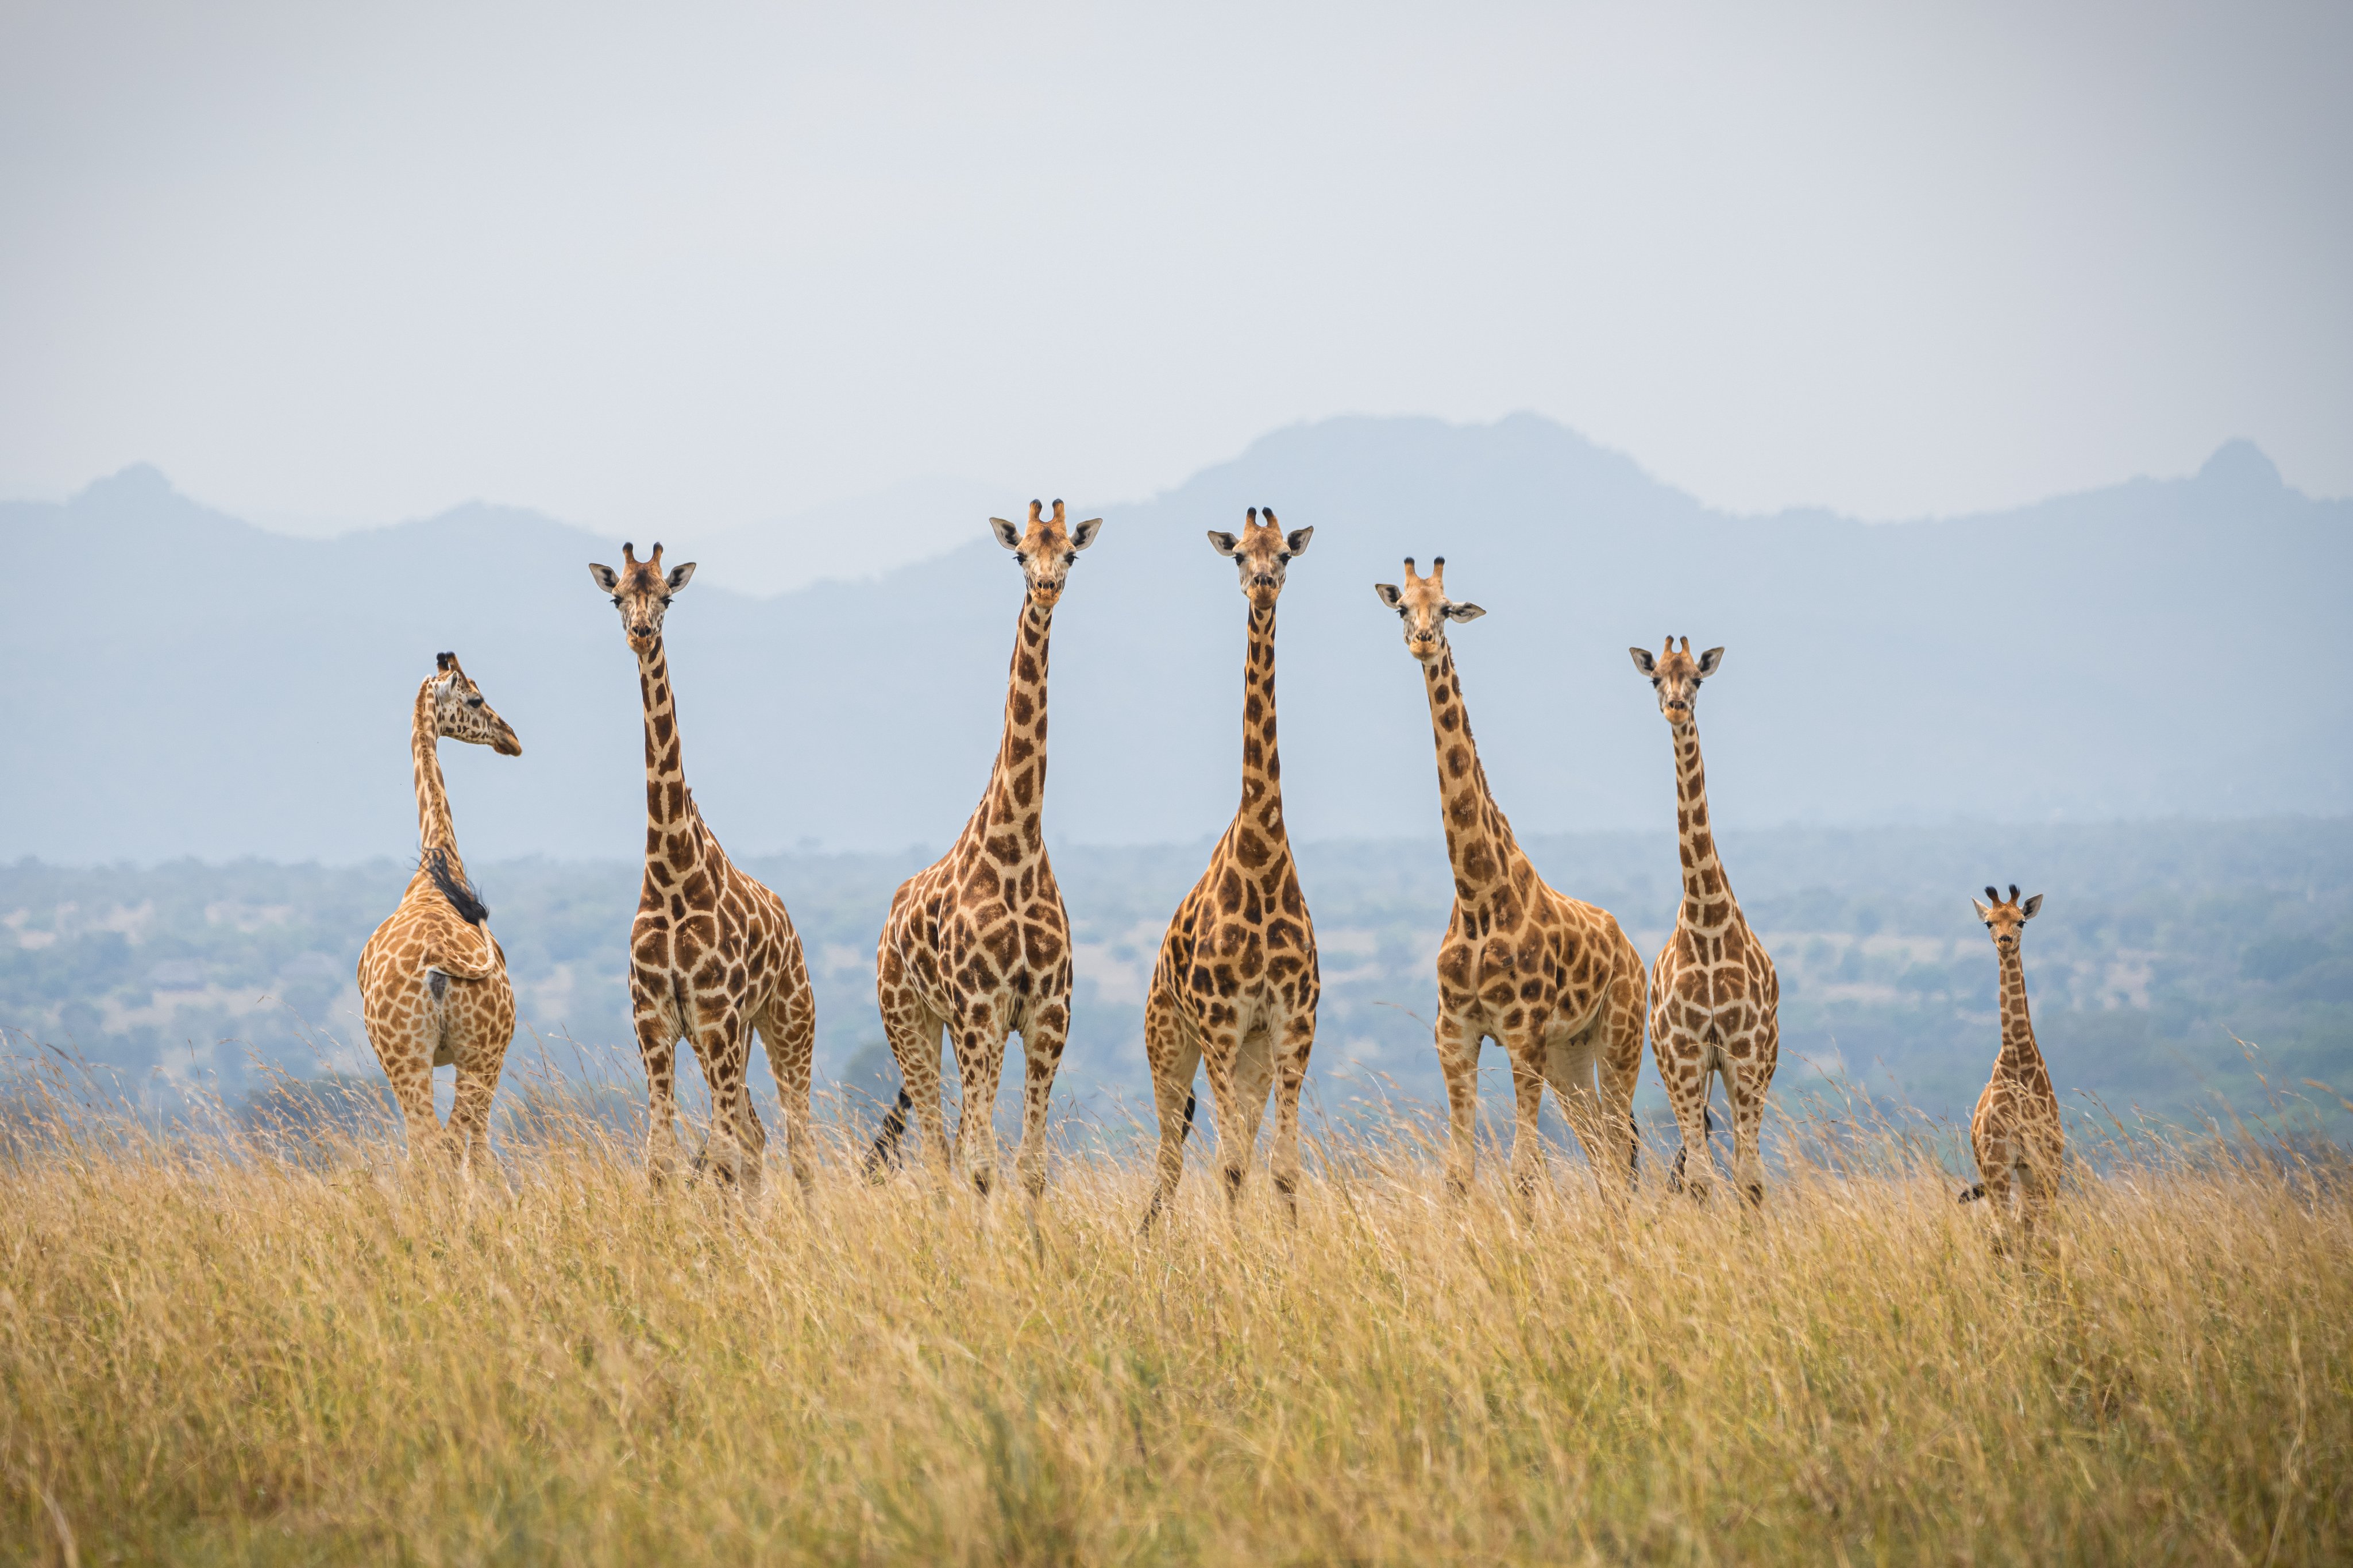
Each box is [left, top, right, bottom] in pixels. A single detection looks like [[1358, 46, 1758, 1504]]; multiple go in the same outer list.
[[3, 817, 2348, 1142]]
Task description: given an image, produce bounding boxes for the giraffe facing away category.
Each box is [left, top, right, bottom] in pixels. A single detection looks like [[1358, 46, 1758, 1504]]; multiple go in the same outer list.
[[1374, 558, 1647, 1202], [870, 500, 1102, 1199], [1628, 636, 1781, 1204], [587, 543, 817, 1193], [357, 652, 522, 1172], [1962, 884, 2061, 1234], [1141, 507, 1321, 1226]]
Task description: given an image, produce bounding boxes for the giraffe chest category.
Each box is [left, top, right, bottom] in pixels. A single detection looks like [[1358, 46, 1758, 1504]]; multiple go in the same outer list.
[[897, 858, 1071, 1010], [1165, 862, 1318, 1018]]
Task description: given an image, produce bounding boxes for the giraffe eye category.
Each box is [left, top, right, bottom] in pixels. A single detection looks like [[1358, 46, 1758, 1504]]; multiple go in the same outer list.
[[466, 696, 483, 709], [611, 595, 622, 606], [1063, 553, 1077, 565], [660, 596, 673, 606], [1276, 552, 1291, 563]]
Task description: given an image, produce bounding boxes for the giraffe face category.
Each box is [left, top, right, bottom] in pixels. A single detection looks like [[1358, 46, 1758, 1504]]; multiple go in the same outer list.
[[1970, 884, 2043, 954], [1627, 637, 1724, 724], [990, 499, 1102, 609], [429, 652, 522, 755], [1372, 557, 1483, 663], [1208, 507, 1313, 609], [587, 542, 697, 658]]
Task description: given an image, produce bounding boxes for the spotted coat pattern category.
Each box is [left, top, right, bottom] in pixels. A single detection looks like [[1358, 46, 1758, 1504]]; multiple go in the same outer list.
[[1142, 508, 1321, 1223], [356, 654, 521, 1171], [589, 544, 816, 1192], [874, 500, 1101, 1199], [1377, 559, 1647, 1200], [1630, 638, 1781, 1204], [1966, 885, 2061, 1232]]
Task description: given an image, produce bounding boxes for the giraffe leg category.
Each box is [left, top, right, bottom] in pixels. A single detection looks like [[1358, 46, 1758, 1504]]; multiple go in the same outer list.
[[1544, 1025, 1625, 1208], [757, 988, 817, 1195], [631, 984, 685, 1186], [1013, 999, 1069, 1203], [1658, 1032, 1714, 1204], [696, 1006, 762, 1195], [1727, 1049, 1769, 1207], [880, 994, 952, 1181], [1600, 951, 1648, 1196], [1435, 1010, 1483, 1199], [444, 976, 514, 1179], [1221, 1024, 1279, 1211], [1505, 1037, 1549, 1205], [1196, 1018, 1251, 1212], [1140, 984, 1201, 1230], [364, 967, 448, 1165], [1267, 1005, 1317, 1225], [954, 1015, 1010, 1198]]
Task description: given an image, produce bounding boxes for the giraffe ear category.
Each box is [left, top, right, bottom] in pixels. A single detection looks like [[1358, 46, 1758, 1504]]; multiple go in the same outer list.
[[1068, 516, 1104, 551], [1628, 646, 1656, 675], [1696, 646, 1725, 677], [665, 561, 696, 592], [1283, 526, 1313, 555], [1445, 602, 1486, 623], [1206, 531, 1241, 557], [2019, 894, 2043, 920], [1971, 898, 1992, 922], [588, 562, 620, 593], [990, 517, 1023, 551], [1374, 583, 1404, 608]]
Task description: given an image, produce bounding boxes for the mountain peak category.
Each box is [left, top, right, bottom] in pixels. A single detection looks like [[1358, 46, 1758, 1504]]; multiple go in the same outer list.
[[2196, 439, 2283, 494], [72, 463, 180, 508]]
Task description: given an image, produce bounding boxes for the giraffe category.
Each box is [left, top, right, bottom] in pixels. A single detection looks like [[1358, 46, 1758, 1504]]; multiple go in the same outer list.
[[1627, 636, 1781, 1204], [1373, 558, 1647, 1203], [1140, 507, 1321, 1227], [356, 651, 522, 1172], [869, 499, 1102, 1200], [587, 542, 817, 1192], [1962, 883, 2061, 1235]]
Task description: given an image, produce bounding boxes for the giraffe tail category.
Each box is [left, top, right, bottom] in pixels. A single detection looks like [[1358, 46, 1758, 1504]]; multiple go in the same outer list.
[[1182, 1090, 1197, 1144], [1958, 1183, 1987, 1204], [861, 1087, 914, 1182]]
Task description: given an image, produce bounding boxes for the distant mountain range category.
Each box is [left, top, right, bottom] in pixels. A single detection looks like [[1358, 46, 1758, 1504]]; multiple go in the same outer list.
[[4, 415, 2346, 864]]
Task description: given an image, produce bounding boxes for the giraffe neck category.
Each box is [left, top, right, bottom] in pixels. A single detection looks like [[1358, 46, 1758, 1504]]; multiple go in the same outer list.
[[409, 679, 460, 864], [1668, 717, 1734, 926], [1235, 601, 1284, 830], [636, 635, 700, 854], [1423, 646, 1518, 905], [972, 593, 1055, 852], [1995, 943, 2043, 1077]]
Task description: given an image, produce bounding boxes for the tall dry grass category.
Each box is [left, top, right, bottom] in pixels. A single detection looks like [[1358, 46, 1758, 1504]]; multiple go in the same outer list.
[[1, 1071, 2346, 1565]]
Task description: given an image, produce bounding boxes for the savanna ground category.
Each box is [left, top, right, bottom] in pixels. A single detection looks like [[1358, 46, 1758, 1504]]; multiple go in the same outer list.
[[1, 1067, 2348, 1567]]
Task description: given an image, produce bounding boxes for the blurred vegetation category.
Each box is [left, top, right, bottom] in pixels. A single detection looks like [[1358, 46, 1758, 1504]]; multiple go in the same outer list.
[[2, 816, 2348, 1142]]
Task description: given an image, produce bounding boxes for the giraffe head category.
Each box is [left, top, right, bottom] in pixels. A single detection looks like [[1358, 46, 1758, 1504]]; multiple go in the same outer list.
[[1372, 557, 1484, 663], [1971, 883, 2045, 955], [1627, 636, 1725, 725], [1207, 505, 1313, 608], [989, 499, 1102, 609], [427, 652, 522, 755], [587, 542, 697, 658]]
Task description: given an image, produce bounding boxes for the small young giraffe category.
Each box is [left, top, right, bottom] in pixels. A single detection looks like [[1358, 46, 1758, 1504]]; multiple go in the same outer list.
[[1374, 558, 1648, 1203], [1962, 884, 2061, 1233], [1627, 636, 1780, 1204], [356, 652, 522, 1172], [870, 500, 1102, 1199], [1140, 507, 1320, 1226], [587, 543, 818, 1192]]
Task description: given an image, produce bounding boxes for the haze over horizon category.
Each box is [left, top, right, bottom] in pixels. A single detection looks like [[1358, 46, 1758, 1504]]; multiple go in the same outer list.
[[3, 1, 2347, 541]]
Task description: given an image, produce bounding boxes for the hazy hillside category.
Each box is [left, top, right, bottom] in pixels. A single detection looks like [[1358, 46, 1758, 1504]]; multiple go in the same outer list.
[[2, 416, 2345, 864]]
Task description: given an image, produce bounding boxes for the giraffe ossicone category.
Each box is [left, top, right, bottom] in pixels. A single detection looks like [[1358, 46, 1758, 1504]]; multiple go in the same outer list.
[[1374, 557, 1647, 1203], [587, 540, 817, 1194], [1141, 505, 1321, 1228], [1627, 634, 1780, 1204], [869, 499, 1101, 1200], [356, 650, 522, 1173], [1962, 882, 2060, 1238]]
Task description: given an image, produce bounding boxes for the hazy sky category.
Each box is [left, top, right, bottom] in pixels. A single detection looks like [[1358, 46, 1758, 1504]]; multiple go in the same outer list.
[[3, 1, 2346, 536]]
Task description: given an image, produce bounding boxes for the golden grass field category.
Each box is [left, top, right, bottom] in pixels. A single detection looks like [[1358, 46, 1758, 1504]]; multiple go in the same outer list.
[[1, 1076, 2347, 1566]]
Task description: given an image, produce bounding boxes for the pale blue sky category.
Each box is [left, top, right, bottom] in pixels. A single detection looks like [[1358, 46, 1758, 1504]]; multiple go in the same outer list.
[[2, 1, 2346, 536]]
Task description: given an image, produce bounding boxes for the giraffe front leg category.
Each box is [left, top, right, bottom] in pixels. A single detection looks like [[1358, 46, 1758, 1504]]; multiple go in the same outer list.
[[954, 1014, 1010, 1199], [878, 973, 951, 1182], [631, 986, 684, 1187], [1195, 1014, 1252, 1213], [1657, 1028, 1714, 1204], [1434, 1010, 1483, 1200], [757, 986, 817, 1195], [1726, 1048, 1769, 1207], [1140, 985, 1199, 1230], [697, 1006, 763, 1195], [1505, 1036, 1549, 1206], [1268, 1005, 1317, 1225], [1013, 998, 1069, 1203]]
